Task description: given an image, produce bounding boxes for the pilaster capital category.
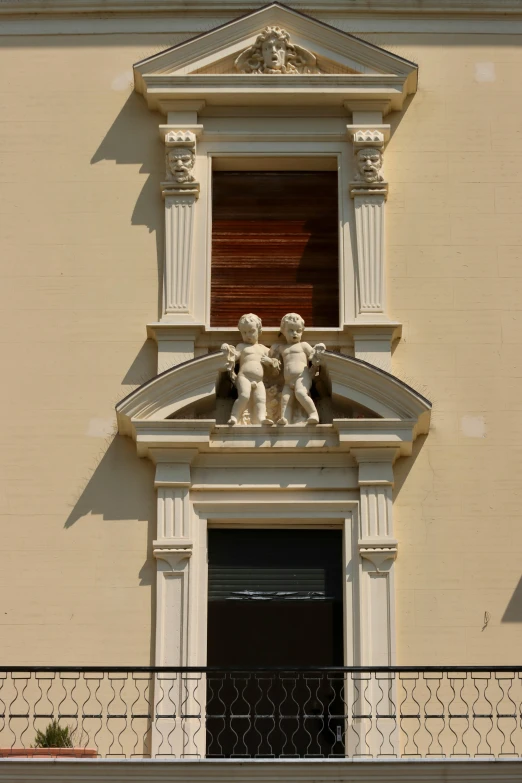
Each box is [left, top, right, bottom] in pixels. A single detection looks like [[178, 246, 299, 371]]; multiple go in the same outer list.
[[359, 542, 398, 572], [344, 99, 391, 120], [352, 448, 398, 486], [157, 100, 206, 120], [350, 448, 399, 474], [153, 540, 193, 568], [154, 452, 198, 488]]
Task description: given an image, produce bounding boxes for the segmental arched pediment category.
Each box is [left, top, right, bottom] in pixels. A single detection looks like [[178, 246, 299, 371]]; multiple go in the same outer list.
[[116, 350, 431, 459]]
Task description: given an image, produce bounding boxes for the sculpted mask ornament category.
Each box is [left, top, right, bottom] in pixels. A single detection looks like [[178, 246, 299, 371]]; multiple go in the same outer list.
[[166, 147, 195, 184], [235, 26, 320, 75], [355, 147, 384, 185]]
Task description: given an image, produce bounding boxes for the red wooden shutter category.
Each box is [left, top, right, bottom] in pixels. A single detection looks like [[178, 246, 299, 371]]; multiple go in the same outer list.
[[211, 172, 339, 328]]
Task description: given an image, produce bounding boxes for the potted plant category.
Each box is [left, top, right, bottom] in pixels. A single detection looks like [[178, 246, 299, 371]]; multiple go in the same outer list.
[[0, 719, 97, 758]]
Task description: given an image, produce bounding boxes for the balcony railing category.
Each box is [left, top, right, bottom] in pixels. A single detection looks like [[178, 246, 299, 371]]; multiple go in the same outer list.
[[1, 667, 522, 759]]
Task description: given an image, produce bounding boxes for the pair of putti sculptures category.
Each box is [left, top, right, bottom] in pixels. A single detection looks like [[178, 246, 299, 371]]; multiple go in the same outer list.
[[221, 313, 326, 427]]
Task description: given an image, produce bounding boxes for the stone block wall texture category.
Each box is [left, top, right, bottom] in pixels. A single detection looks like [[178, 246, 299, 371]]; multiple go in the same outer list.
[[0, 23, 522, 663]]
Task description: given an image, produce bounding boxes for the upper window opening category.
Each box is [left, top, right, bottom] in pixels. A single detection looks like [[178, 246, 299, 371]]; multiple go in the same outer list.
[[210, 169, 339, 328]]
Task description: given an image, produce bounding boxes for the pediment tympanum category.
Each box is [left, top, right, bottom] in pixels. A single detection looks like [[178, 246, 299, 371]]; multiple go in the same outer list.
[[116, 348, 431, 461], [133, 2, 418, 111]]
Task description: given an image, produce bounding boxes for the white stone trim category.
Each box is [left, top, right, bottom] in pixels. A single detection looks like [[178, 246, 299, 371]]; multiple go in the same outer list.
[[116, 351, 432, 440], [352, 191, 387, 314], [133, 5, 417, 370], [162, 193, 198, 316]]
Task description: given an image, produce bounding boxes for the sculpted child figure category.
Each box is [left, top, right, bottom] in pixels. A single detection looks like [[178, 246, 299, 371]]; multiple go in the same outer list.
[[221, 313, 279, 426], [270, 313, 325, 426]]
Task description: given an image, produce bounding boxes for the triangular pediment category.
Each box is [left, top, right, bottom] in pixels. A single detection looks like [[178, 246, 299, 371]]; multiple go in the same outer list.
[[134, 3, 418, 111]]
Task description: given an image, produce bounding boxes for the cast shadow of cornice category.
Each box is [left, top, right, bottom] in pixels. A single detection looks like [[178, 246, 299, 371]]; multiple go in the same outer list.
[[64, 435, 156, 584], [91, 91, 165, 319], [392, 433, 427, 501], [65, 435, 155, 527], [121, 339, 158, 387], [502, 577, 522, 623], [387, 92, 414, 141], [64, 435, 156, 657]]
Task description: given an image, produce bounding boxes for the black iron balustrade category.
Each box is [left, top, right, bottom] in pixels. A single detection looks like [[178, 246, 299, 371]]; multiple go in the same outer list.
[[0, 667, 522, 759]]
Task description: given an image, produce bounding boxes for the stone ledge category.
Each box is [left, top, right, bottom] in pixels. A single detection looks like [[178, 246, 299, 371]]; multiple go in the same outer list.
[[0, 758, 521, 783]]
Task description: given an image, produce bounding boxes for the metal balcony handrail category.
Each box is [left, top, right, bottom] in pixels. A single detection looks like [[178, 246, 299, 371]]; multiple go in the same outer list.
[[1, 665, 522, 672], [1, 666, 522, 760]]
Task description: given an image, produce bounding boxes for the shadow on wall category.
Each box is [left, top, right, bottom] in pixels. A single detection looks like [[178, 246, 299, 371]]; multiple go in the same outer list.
[[91, 91, 165, 319], [65, 435, 155, 527], [64, 436, 157, 659], [122, 339, 158, 387], [391, 433, 427, 501], [503, 577, 522, 623]]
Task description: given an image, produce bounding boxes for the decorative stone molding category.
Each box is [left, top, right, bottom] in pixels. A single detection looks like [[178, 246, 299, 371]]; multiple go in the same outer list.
[[234, 26, 320, 75], [117, 350, 432, 444], [352, 129, 385, 147], [359, 543, 398, 573], [160, 130, 200, 318], [346, 121, 390, 326], [134, 6, 418, 113], [351, 192, 387, 313], [165, 129, 197, 145], [352, 448, 397, 668], [133, 4, 420, 371], [353, 147, 385, 186]]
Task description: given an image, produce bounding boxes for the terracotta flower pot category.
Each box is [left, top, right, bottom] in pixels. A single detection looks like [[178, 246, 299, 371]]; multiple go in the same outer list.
[[0, 747, 97, 758]]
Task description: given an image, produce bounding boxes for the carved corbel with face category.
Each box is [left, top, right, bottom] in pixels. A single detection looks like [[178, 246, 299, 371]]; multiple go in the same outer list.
[[164, 130, 198, 187]]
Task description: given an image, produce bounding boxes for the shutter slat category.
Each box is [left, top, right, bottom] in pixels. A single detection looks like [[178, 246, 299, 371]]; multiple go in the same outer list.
[[210, 172, 339, 328]]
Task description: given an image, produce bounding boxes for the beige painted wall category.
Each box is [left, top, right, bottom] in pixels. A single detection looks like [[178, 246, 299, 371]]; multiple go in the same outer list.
[[1, 23, 522, 664]]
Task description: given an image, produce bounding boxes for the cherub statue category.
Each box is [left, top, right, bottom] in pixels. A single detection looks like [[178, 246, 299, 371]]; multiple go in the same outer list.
[[165, 147, 195, 184], [234, 26, 320, 75], [354, 147, 384, 185], [269, 313, 326, 426], [221, 313, 280, 426]]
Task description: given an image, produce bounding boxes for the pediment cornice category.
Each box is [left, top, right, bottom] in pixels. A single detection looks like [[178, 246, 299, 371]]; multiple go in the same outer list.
[[116, 350, 431, 461], [133, 3, 418, 112]]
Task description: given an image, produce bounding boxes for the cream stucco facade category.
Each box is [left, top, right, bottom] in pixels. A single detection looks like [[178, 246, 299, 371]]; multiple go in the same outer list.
[[2, 7, 522, 776]]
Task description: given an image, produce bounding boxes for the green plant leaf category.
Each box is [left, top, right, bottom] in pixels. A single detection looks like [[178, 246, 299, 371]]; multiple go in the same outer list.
[[34, 719, 73, 748]]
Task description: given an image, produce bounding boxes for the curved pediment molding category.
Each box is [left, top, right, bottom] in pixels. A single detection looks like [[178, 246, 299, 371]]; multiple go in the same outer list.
[[116, 350, 431, 450], [117, 350, 229, 436], [320, 352, 431, 429], [133, 2, 418, 112]]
